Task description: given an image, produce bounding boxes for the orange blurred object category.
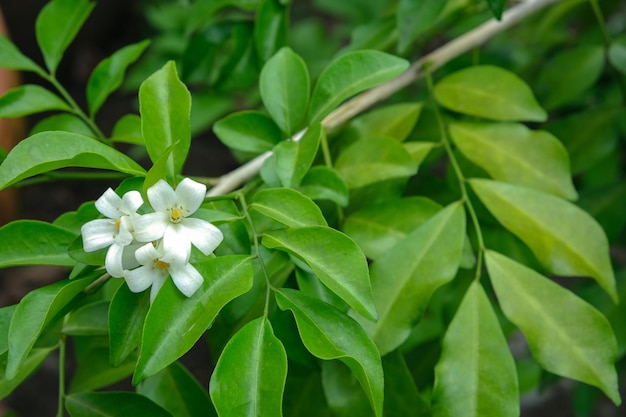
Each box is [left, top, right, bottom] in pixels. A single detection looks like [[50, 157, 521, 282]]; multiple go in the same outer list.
[[0, 7, 26, 226]]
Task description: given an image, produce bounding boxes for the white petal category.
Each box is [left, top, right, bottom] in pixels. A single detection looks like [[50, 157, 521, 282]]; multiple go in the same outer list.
[[147, 180, 177, 212], [150, 274, 168, 303], [81, 219, 115, 252], [134, 242, 162, 265], [105, 244, 125, 278], [124, 265, 157, 293], [95, 188, 123, 219], [121, 190, 143, 213], [169, 262, 203, 297], [121, 243, 142, 271], [133, 212, 168, 242], [183, 218, 224, 255], [175, 178, 206, 215], [162, 225, 191, 263], [113, 216, 134, 246]]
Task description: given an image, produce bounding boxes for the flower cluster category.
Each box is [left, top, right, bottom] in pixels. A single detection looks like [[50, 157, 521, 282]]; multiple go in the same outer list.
[[81, 178, 224, 302]]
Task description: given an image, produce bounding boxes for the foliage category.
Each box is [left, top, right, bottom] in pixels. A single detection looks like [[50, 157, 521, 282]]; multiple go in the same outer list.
[[0, 0, 625, 416]]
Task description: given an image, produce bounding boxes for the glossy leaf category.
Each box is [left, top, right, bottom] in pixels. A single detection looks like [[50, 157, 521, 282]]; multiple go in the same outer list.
[[0, 347, 56, 399], [449, 122, 577, 200], [343, 197, 441, 260], [260, 47, 310, 136], [2, 136, 142, 191], [109, 284, 150, 367], [470, 179, 617, 301], [0, 34, 42, 73], [7, 277, 92, 379], [30, 113, 92, 137], [309, 50, 409, 124], [0, 306, 16, 355], [139, 362, 216, 417], [134, 256, 253, 383], [397, 0, 446, 52], [299, 166, 349, 207], [111, 114, 144, 145], [62, 300, 109, 336], [139, 61, 191, 176], [608, 35, 626, 75], [250, 188, 327, 228], [262, 227, 377, 321], [66, 392, 172, 417], [214, 111, 281, 153], [0, 85, 71, 118], [349, 102, 423, 142], [431, 281, 519, 417], [536, 45, 605, 110], [485, 251, 621, 404], [358, 202, 465, 355], [35, 0, 95, 74], [210, 317, 287, 417], [254, 0, 288, 62], [275, 289, 383, 417], [273, 123, 321, 187], [0, 220, 77, 268], [87, 40, 150, 117], [335, 136, 418, 189], [434, 65, 547, 122]]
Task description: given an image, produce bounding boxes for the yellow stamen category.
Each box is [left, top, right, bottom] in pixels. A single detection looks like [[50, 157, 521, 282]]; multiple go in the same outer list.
[[170, 207, 184, 223], [156, 260, 170, 269], [115, 218, 121, 229]]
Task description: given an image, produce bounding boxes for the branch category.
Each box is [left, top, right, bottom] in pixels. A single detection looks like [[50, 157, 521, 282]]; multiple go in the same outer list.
[[207, 0, 560, 197]]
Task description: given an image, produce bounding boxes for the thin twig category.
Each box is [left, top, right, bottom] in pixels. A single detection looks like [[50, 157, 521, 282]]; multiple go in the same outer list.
[[207, 0, 561, 197]]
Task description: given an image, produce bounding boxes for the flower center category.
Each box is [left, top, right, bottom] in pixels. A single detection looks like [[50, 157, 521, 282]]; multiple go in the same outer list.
[[115, 218, 121, 230], [169, 206, 184, 223], [156, 260, 170, 269]]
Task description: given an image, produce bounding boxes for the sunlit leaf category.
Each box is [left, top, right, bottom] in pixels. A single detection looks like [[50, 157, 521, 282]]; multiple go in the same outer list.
[[434, 65, 547, 121], [485, 251, 621, 404], [0, 85, 71, 118], [250, 188, 327, 228], [273, 123, 321, 187], [470, 179, 617, 301], [210, 317, 287, 417], [30, 114, 92, 137], [431, 281, 519, 417], [214, 111, 282, 153], [276, 289, 383, 417], [299, 166, 349, 207], [348, 102, 424, 142]]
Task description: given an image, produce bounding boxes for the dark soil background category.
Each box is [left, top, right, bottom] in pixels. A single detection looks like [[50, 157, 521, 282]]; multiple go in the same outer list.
[[0, 1, 624, 416]]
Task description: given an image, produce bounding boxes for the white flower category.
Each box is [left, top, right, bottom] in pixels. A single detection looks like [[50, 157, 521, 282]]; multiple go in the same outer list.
[[124, 242, 204, 301], [133, 178, 223, 263], [81, 188, 143, 277]]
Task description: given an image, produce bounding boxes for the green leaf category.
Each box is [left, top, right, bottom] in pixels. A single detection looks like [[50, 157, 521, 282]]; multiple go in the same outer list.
[[335, 136, 418, 189], [260, 47, 310, 136], [469, 179, 617, 302], [134, 256, 253, 383], [404, 141, 435, 165], [66, 392, 173, 417], [62, 300, 109, 336], [254, 0, 288, 62], [0, 131, 146, 190], [299, 166, 349, 207], [0, 220, 77, 267], [210, 317, 287, 417], [309, 50, 409, 124], [250, 188, 327, 228], [262, 227, 376, 321], [0, 306, 16, 355], [0, 34, 42, 73], [87, 40, 150, 117], [536, 45, 605, 110], [0, 347, 56, 399], [434, 65, 547, 122], [349, 102, 424, 142], [109, 284, 150, 367], [273, 123, 322, 188], [35, 0, 95, 74], [321, 360, 375, 417], [30, 113, 93, 137], [608, 35, 626, 75], [358, 202, 465, 355], [382, 351, 430, 417], [397, 0, 446, 53], [485, 251, 621, 404], [0, 85, 71, 118], [214, 111, 282, 153], [111, 114, 144, 145], [485, 0, 506, 19], [276, 289, 383, 417], [431, 281, 519, 417], [139, 61, 191, 176], [7, 277, 92, 379], [343, 197, 441, 261], [449, 122, 577, 200], [139, 362, 216, 417]]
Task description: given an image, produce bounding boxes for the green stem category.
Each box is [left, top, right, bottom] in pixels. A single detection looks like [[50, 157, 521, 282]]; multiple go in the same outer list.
[[238, 192, 272, 316], [425, 68, 485, 282], [57, 335, 66, 417]]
